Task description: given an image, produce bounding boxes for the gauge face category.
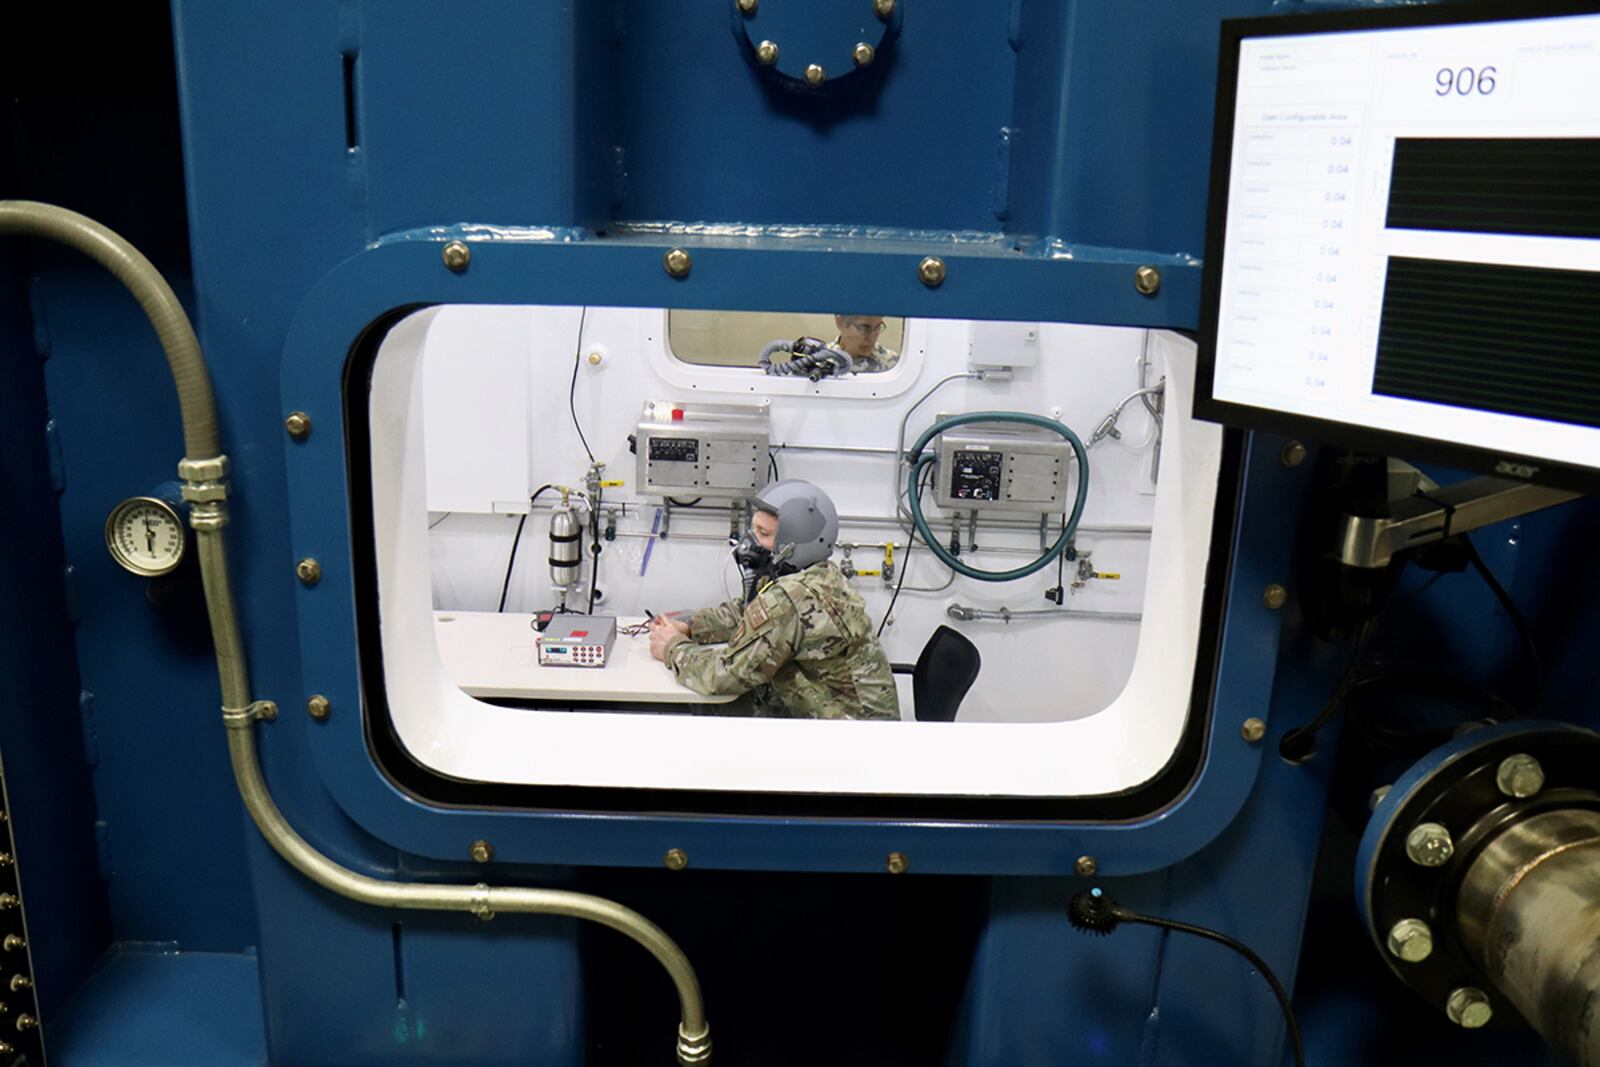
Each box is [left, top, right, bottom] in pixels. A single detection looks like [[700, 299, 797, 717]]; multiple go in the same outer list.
[[105, 497, 186, 577]]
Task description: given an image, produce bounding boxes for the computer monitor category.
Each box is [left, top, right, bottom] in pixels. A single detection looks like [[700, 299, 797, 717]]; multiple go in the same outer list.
[[1195, 1, 1600, 492]]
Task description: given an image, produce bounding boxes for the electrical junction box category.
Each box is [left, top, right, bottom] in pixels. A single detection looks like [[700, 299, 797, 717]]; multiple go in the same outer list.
[[932, 418, 1074, 513], [636, 400, 770, 500], [968, 321, 1040, 371], [537, 615, 617, 668]]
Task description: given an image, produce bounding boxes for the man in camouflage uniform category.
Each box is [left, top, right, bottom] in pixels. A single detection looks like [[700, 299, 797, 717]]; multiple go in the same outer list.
[[828, 314, 900, 374], [648, 480, 899, 721]]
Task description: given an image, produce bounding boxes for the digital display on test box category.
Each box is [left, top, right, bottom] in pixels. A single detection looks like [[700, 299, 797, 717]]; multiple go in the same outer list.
[[1200, 6, 1600, 486]]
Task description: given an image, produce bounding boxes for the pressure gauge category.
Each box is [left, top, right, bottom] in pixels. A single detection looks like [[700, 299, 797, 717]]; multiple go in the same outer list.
[[105, 496, 187, 577]]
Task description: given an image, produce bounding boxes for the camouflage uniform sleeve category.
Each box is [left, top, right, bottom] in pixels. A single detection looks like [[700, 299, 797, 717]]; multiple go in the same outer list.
[[666, 589, 801, 697], [688, 598, 746, 643]]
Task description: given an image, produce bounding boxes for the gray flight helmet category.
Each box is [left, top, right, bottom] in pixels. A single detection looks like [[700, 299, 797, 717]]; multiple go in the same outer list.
[[752, 479, 838, 570]]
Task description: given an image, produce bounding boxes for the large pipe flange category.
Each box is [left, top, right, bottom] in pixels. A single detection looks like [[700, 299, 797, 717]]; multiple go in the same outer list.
[[1357, 721, 1600, 1061]]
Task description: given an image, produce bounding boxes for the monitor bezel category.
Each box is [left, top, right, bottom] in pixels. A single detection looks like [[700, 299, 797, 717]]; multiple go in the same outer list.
[[1193, 0, 1600, 495]]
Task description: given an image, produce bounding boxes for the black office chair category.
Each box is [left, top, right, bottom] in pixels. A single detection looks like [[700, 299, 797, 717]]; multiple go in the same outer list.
[[890, 625, 981, 723]]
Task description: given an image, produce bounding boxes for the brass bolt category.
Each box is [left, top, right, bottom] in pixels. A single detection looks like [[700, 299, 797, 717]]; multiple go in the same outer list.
[[1262, 583, 1287, 610], [1, 936, 23, 952], [1241, 717, 1266, 743], [918, 255, 947, 288], [7, 976, 28, 992], [1075, 855, 1098, 878], [14, 1014, 35, 1032], [664, 848, 689, 871], [587, 351, 603, 366], [0, 896, 17, 911], [0, 1040, 10, 1054], [296, 558, 322, 586], [0, 854, 11, 867], [1369, 784, 1392, 811], [441, 240, 471, 272], [663, 248, 692, 279], [1280, 440, 1307, 468], [1133, 265, 1161, 295], [307, 694, 331, 721], [737, 0, 757, 12], [805, 63, 826, 86], [885, 851, 908, 875], [853, 42, 876, 68], [756, 40, 779, 65], [284, 411, 312, 441], [875, 0, 895, 17], [469, 839, 494, 864], [254, 701, 278, 722]]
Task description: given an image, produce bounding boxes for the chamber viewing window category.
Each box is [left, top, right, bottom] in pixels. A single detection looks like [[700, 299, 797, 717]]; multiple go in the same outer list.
[[360, 304, 1226, 802], [668, 310, 906, 374]]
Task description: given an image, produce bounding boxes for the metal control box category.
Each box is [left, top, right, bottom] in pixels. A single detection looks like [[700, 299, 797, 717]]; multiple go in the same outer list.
[[932, 420, 1074, 513], [636, 400, 770, 500], [537, 615, 618, 668]]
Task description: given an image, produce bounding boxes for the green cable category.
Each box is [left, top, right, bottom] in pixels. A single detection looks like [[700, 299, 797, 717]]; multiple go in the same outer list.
[[905, 411, 1089, 582]]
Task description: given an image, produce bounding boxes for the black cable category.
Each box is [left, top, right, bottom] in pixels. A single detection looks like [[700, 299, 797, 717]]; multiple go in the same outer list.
[[665, 496, 703, 507], [767, 451, 780, 484], [1279, 611, 1382, 761], [1459, 533, 1544, 715], [1068, 889, 1305, 1067], [877, 465, 932, 638], [568, 307, 594, 464], [587, 483, 602, 615], [498, 485, 555, 613], [428, 512, 452, 530]]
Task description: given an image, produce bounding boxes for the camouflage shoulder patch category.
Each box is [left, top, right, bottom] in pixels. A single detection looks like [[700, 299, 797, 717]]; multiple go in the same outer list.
[[746, 596, 770, 629]]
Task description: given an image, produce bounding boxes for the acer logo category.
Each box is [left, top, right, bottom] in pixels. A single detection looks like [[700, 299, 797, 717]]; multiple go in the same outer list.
[[1495, 460, 1539, 479]]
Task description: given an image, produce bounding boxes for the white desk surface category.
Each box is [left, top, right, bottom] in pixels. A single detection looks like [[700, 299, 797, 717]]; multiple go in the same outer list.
[[432, 611, 735, 704]]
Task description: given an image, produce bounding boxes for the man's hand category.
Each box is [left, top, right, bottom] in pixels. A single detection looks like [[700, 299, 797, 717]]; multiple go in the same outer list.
[[648, 615, 686, 661]]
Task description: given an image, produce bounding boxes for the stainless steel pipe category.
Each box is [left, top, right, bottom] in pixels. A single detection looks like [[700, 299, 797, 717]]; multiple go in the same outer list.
[[1457, 808, 1600, 1066]]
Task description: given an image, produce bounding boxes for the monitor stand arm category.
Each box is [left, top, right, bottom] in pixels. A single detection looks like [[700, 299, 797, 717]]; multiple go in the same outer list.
[[1335, 476, 1581, 569]]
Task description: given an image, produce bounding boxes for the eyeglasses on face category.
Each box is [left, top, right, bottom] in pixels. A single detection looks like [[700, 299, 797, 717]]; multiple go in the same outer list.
[[843, 320, 886, 337]]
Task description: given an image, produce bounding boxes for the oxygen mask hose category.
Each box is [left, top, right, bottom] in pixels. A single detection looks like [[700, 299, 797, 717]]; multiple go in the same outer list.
[[905, 411, 1089, 582]]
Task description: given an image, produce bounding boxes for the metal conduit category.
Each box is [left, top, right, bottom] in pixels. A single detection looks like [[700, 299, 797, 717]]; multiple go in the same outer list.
[[2, 200, 712, 1065]]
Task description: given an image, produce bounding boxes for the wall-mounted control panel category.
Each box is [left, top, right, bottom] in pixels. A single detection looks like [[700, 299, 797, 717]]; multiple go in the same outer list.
[[635, 400, 770, 500], [932, 421, 1074, 513]]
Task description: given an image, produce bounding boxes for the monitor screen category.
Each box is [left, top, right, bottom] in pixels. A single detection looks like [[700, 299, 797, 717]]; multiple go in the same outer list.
[[1195, 2, 1600, 492]]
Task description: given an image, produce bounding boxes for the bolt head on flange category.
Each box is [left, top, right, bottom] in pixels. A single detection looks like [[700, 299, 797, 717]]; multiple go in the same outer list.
[[469, 839, 494, 864], [1495, 753, 1545, 799], [918, 256, 947, 288], [664, 848, 689, 871], [1262, 583, 1288, 610], [1446, 986, 1493, 1029], [295, 558, 322, 586], [1133, 265, 1161, 295], [804, 63, 826, 85], [1386, 918, 1434, 963], [1281, 440, 1307, 467], [853, 42, 876, 67], [1241, 717, 1266, 743], [874, 0, 895, 18], [307, 694, 331, 721], [663, 248, 692, 278], [885, 851, 908, 875], [285, 411, 312, 440], [441, 240, 471, 272], [736, 0, 757, 12], [1075, 855, 1098, 878], [756, 39, 779, 65], [1405, 822, 1455, 867]]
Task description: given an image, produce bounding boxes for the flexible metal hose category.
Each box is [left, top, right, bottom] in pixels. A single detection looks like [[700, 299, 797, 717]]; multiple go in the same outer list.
[[5, 200, 711, 1064]]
